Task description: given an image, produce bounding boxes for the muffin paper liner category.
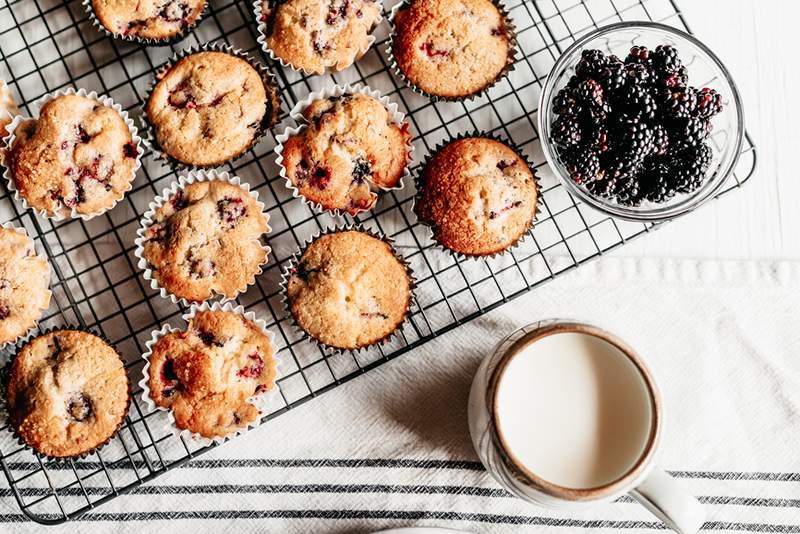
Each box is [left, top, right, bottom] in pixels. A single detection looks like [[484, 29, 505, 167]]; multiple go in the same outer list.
[[140, 42, 281, 172], [1, 88, 144, 221], [137, 301, 283, 447], [0, 223, 52, 353], [0, 80, 20, 146], [253, 0, 384, 76], [82, 0, 209, 46], [134, 169, 272, 309], [412, 130, 542, 261], [279, 224, 417, 355], [0, 326, 131, 462], [274, 83, 414, 217], [386, 0, 518, 103]]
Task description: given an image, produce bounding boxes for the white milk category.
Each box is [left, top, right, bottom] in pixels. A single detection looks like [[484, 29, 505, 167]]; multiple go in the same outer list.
[[494, 332, 653, 490]]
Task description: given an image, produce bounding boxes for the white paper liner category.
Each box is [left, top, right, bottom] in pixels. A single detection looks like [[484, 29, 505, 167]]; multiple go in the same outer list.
[[134, 169, 272, 309], [253, 0, 384, 76], [1, 88, 143, 222], [0, 223, 52, 354], [279, 223, 417, 355], [137, 301, 284, 446], [385, 0, 518, 102], [82, 0, 209, 46], [274, 83, 414, 217], [411, 131, 542, 261]]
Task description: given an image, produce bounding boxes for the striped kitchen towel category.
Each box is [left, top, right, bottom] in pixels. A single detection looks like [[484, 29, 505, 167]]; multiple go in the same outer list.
[[1, 256, 799, 532]]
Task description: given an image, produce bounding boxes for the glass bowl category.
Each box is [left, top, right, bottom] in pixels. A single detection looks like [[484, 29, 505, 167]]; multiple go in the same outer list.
[[538, 21, 745, 222]]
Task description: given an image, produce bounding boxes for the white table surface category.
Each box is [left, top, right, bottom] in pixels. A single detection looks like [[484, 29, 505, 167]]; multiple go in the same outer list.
[[618, 0, 799, 260]]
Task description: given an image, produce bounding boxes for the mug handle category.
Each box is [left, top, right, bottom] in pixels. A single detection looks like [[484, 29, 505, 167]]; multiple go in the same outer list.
[[629, 466, 705, 534]]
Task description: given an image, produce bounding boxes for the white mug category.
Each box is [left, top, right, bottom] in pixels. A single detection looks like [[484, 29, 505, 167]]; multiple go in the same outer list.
[[467, 319, 705, 534]]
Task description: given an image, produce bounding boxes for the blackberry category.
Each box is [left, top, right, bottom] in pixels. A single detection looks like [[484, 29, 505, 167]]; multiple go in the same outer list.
[[584, 122, 609, 153], [616, 84, 657, 121], [597, 61, 626, 96], [623, 63, 652, 86], [575, 79, 610, 113], [614, 175, 645, 206], [601, 150, 643, 181], [552, 87, 583, 116], [650, 124, 669, 156], [668, 116, 710, 150], [586, 177, 617, 198], [662, 65, 688, 88], [575, 49, 608, 80], [551, 115, 582, 148], [639, 160, 676, 203], [565, 147, 602, 184], [651, 45, 684, 84], [671, 142, 713, 194], [695, 88, 723, 119], [655, 86, 696, 120], [611, 120, 654, 163], [625, 45, 651, 66]]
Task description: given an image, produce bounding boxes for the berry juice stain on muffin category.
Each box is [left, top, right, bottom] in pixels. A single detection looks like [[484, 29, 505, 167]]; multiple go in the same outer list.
[[415, 137, 538, 257], [5, 330, 129, 458], [262, 0, 382, 73], [9, 94, 138, 218], [146, 51, 273, 167], [0, 228, 51, 345], [282, 93, 410, 215], [392, 0, 512, 98], [147, 309, 277, 438], [91, 0, 206, 41], [285, 230, 411, 350], [142, 180, 269, 303]]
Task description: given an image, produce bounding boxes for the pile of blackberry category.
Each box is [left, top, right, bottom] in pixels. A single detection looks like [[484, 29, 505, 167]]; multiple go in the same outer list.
[[550, 45, 722, 205]]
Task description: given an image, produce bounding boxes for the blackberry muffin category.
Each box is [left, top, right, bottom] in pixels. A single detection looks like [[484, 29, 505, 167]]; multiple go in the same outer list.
[[145, 51, 275, 167], [9, 94, 139, 217], [141, 180, 269, 303], [91, 0, 206, 41], [285, 230, 411, 350], [147, 309, 277, 438], [261, 0, 382, 74], [281, 93, 410, 215], [415, 137, 538, 256], [391, 0, 512, 99], [5, 330, 129, 458], [0, 227, 51, 346]]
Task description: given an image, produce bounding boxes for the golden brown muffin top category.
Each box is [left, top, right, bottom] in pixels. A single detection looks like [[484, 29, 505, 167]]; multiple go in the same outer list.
[[91, 0, 206, 40]]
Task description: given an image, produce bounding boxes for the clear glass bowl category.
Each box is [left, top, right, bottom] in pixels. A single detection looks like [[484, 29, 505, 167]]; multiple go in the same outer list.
[[538, 21, 745, 222]]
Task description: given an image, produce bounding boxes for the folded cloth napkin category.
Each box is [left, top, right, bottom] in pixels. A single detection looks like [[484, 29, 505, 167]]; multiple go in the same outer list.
[[2, 256, 799, 533]]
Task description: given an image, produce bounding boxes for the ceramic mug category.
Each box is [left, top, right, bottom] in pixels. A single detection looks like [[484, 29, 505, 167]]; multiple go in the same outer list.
[[467, 319, 705, 534]]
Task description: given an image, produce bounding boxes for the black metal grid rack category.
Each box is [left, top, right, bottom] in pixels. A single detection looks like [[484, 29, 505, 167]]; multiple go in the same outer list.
[[0, 0, 756, 524]]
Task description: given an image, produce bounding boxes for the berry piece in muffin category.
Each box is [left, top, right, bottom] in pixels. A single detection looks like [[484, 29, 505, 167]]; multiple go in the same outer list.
[[146, 51, 276, 167], [392, 0, 512, 98], [9, 94, 138, 218], [5, 330, 129, 458], [0, 228, 51, 345], [262, 0, 382, 74], [285, 230, 411, 350], [281, 94, 411, 215], [142, 180, 269, 303], [91, 0, 206, 41], [415, 137, 538, 257], [147, 309, 277, 439]]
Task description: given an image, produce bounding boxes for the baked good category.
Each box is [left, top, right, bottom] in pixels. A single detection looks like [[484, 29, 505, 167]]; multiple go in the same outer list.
[[9, 94, 138, 217], [285, 230, 411, 350], [0, 227, 51, 345], [141, 180, 269, 303], [5, 330, 129, 458], [0, 80, 20, 143], [415, 137, 537, 256], [147, 309, 277, 438], [91, 0, 206, 41], [146, 51, 273, 167], [391, 0, 511, 98], [281, 93, 410, 215], [261, 0, 382, 74]]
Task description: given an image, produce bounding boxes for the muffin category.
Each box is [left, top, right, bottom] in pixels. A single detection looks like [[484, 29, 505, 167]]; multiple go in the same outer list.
[[281, 93, 410, 215], [8, 94, 139, 218], [0, 80, 19, 143], [261, 0, 382, 74], [0, 227, 51, 346], [91, 0, 206, 41], [391, 0, 512, 99], [146, 309, 277, 439], [285, 230, 411, 350], [145, 50, 276, 167], [5, 330, 129, 458], [415, 137, 538, 256], [140, 180, 269, 303]]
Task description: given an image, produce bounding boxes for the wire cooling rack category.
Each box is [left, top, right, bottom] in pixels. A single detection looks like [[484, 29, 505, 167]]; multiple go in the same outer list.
[[0, 0, 756, 524]]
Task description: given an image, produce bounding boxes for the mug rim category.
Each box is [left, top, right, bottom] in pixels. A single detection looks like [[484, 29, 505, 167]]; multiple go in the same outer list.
[[488, 321, 661, 502]]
